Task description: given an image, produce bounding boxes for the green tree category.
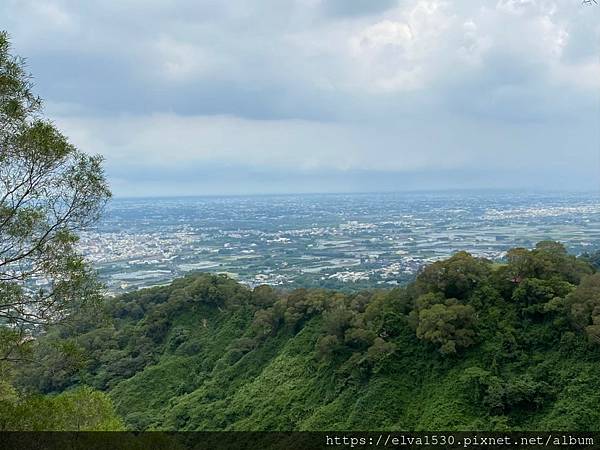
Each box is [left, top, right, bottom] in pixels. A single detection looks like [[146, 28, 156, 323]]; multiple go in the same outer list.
[[511, 277, 572, 309], [0, 386, 124, 430], [506, 242, 592, 285], [415, 251, 491, 299], [568, 273, 600, 343], [413, 293, 477, 354], [252, 284, 279, 307], [0, 31, 111, 360]]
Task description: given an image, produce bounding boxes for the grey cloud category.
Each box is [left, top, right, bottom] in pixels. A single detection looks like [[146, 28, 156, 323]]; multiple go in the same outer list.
[[1, 0, 599, 196], [109, 164, 599, 198], [5, 0, 598, 121], [320, 0, 399, 18]]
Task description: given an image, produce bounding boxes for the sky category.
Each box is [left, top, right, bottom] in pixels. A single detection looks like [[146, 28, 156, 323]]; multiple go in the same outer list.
[[2, 0, 599, 197]]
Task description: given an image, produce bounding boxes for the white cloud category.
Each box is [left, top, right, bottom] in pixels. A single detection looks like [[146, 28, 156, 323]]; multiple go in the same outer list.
[[345, 1, 452, 92], [153, 35, 231, 82], [496, 0, 536, 15]]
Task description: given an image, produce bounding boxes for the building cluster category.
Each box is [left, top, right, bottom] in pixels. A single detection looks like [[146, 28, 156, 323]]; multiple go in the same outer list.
[[73, 195, 600, 295]]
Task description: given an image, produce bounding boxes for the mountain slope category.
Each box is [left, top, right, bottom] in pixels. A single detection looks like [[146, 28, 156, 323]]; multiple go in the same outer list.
[[18, 242, 600, 431]]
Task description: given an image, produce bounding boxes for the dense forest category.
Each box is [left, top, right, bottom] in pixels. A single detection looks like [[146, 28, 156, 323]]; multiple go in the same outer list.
[[3, 241, 600, 431]]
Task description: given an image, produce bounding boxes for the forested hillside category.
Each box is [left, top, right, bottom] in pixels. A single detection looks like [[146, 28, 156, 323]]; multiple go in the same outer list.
[[6, 241, 600, 431]]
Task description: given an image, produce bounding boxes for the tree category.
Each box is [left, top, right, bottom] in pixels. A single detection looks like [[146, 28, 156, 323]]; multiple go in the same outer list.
[[322, 304, 353, 338], [568, 273, 600, 343], [0, 386, 124, 430], [0, 31, 111, 360], [252, 284, 279, 307], [415, 251, 491, 300], [413, 293, 477, 355], [511, 278, 573, 308], [506, 242, 593, 286]]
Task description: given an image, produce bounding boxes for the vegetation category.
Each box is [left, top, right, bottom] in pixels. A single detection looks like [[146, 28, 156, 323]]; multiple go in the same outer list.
[[0, 386, 124, 431], [0, 31, 114, 430], [6, 240, 600, 431], [0, 31, 111, 360]]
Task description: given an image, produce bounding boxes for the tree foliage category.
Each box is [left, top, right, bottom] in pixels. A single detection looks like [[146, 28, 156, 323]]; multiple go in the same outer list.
[[0, 385, 124, 431], [568, 273, 600, 343], [0, 32, 111, 360], [415, 251, 491, 299], [412, 293, 477, 354]]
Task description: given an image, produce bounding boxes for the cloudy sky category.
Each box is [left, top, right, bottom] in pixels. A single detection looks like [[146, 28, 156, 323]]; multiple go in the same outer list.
[[2, 0, 599, 196]]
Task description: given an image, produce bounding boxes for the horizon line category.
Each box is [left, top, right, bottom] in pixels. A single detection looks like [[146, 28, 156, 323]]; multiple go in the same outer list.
[[109, 187, 600, 201]]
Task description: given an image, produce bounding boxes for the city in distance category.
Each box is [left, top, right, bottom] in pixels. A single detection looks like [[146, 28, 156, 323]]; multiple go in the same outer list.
[[76, 190, 600, 294]]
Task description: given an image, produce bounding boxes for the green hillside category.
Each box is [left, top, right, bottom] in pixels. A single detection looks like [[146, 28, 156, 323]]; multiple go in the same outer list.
[[13, 241, 600, 431]]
